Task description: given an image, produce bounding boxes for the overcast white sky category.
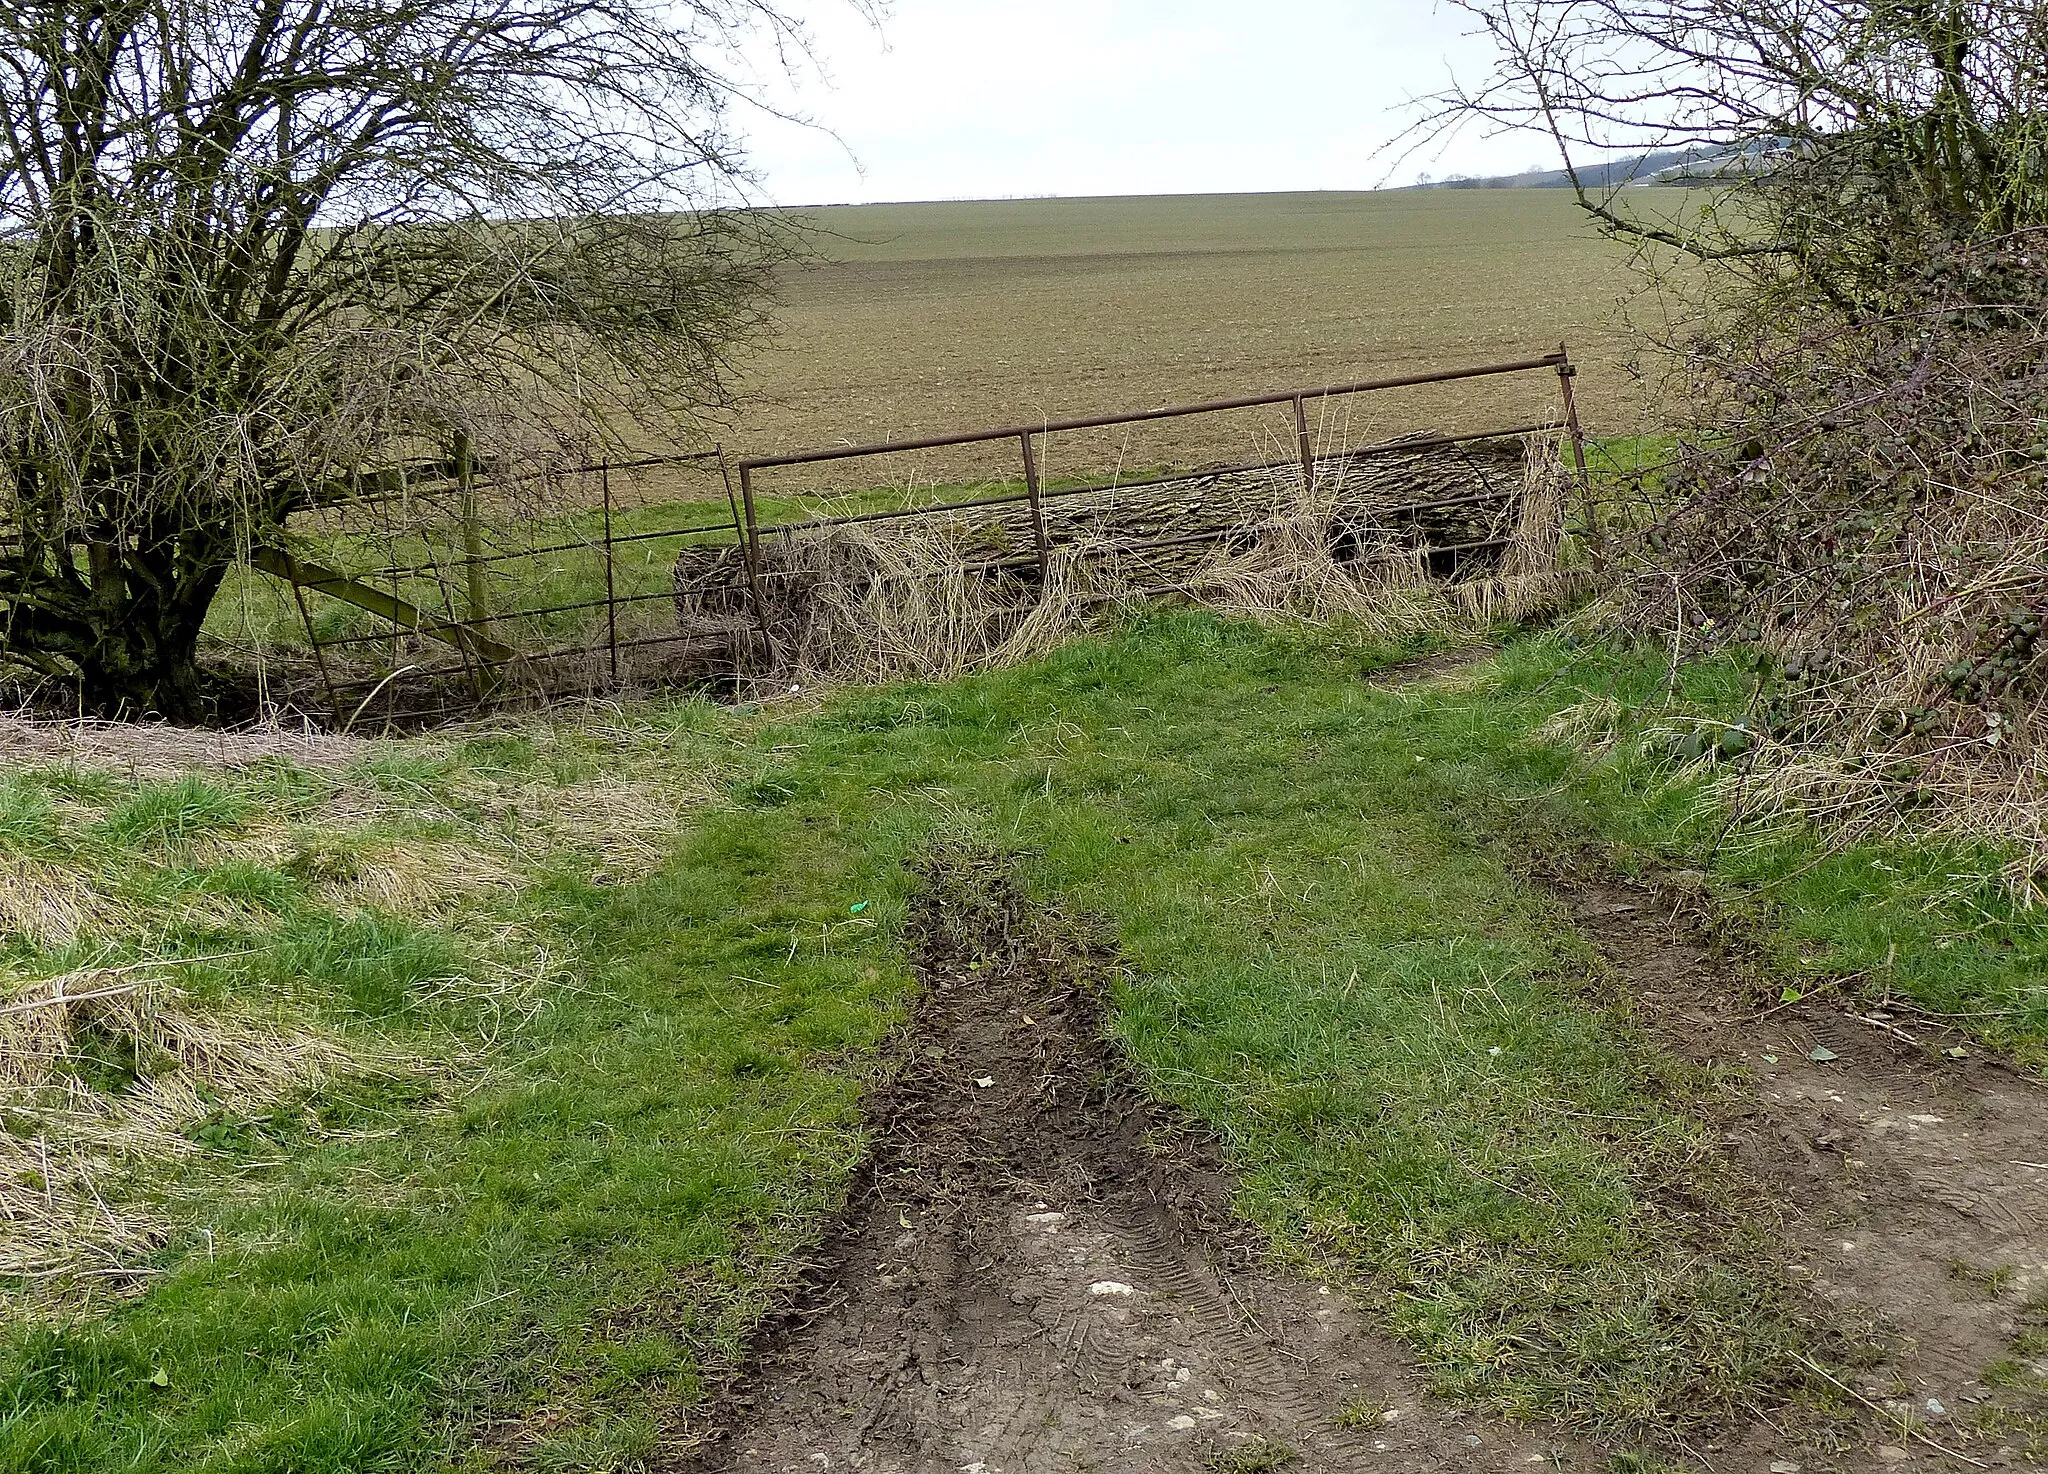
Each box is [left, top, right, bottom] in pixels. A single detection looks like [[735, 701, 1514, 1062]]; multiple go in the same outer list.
[[733, 2, 1546, 205]]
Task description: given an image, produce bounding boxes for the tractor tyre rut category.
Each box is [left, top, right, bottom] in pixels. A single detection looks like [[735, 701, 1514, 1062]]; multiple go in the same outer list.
[[1549, 859, 2048, 1471], [682, 844, 1585, 1474]]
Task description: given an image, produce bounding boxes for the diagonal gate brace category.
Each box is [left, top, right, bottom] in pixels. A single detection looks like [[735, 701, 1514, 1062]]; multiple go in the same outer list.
[[252, 546, 518, 666]]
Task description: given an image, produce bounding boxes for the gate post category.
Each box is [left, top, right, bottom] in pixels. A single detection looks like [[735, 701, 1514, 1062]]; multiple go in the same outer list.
[[1018, 432, 1051, 581], [737, 462, 772, 647], [1292, 394, 1316, 497], [1555, 344, 1595, 537], [454, 431, 502, 701], [601, 461, 620, 686]]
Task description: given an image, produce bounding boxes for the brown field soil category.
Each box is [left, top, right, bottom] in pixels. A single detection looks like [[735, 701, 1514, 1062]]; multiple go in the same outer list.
[[239, 193, 1640, 679], [708, 191, 1646, 502]]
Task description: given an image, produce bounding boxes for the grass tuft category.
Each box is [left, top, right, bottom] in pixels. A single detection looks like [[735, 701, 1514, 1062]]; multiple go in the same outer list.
[[96, 776, 249, 848], [1206, 1438, 1300, 1472]]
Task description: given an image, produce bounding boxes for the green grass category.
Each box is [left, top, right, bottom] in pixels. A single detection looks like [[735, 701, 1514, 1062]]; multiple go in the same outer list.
[[5, 824, 897, 1473], [96, 776, 253, 848], [203, 471, 1117, 664], [5, 613, 2045, 1470], [1974, 1290, 2048, 1460], [1206, 1438, 1300, 1472], [717, 619, 1850, 1435], [0, 727, 907, 1472], [1472, 638, 2048, 1056]]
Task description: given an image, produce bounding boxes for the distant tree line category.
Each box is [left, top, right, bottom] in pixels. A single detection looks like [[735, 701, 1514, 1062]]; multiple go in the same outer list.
[[1412, 148, 1723, 189]]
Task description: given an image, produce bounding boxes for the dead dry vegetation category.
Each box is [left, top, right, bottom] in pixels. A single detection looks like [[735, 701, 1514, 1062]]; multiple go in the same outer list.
[[682, 435, 1576, 694], [1428, 0, 2048, 911]]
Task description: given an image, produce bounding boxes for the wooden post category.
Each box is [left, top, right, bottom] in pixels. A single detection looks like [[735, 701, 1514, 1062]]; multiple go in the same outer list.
[[1293, 394, 1316, 497], [601, 462, 620, 686], [456, 431, 494, 626], [737, 462, 771, 645], [455, 431, 504, 700], [1555, 344, 1595, 536], [252, 547, 516, 666], [389, 465, 407, 674], [1019, 432, 1051, 581]]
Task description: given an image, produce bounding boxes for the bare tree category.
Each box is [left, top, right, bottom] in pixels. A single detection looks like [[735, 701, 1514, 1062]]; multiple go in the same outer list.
[[1426, 0, 2048, 298], [0, 0, 819, 719], [1425, 1, 2048, 876]]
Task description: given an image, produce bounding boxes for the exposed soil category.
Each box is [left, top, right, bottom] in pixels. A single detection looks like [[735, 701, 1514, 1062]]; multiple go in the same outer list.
[[739, 193, 1635, 498], [1543, 855, 2048, 1470], [683, 843, 1588, 1474], [674, 657, 2047, 1473], [1364, 644, 1501, 688]]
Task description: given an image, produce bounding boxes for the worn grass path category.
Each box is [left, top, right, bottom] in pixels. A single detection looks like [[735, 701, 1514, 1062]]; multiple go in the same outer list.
[[4, 615, 2045, 1471]]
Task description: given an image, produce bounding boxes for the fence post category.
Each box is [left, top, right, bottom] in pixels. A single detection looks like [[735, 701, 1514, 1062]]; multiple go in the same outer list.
[[737, 462, 772, 649], [455, 431, 501, 701], [716, 449, 769, 675], [1554, 344, 1595, 536], [389, 465, 407, 676], [1018, 432, 1051, 582], [456, 431, 491, 630], [1292, 394, 1316, 497], [601, 462, 620, 686]]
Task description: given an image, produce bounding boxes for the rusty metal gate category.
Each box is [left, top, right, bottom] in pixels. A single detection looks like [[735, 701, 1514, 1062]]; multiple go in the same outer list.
[[268, 348, 1590, 727]]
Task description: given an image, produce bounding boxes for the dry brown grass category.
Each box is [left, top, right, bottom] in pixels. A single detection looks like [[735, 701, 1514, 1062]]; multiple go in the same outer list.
[[293, 835, 527, 913], [1195, 437, 1574, 633], [715, 435, 1574, 695], [0, 714, 365, 777], [0, 853, 135, 947], [0, 961, 376, 1306]]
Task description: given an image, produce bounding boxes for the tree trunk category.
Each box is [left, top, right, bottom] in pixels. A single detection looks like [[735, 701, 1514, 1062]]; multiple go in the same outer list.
[[70, 535, 233, 723]]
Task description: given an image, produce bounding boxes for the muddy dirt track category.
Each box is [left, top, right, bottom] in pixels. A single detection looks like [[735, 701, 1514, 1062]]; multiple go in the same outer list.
[[1552, 860, 2048, 1471], [679, 798, 2047, 1472], [683, 845, 1586, 1474]]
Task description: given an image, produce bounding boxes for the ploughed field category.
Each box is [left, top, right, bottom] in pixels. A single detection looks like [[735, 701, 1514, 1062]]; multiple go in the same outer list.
[[220, 192, 1634, 706], [719, 190, 1640, 494]]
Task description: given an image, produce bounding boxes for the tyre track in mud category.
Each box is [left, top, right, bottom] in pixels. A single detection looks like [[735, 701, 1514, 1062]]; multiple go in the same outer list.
[[673, 645, 2046, 1472], [680, 843, 1587, 1474], [1548, 859, 2048, 1471]]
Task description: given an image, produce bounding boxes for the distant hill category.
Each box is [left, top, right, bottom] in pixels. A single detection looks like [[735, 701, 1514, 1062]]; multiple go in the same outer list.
[[1409, 148, 1732, 190]]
